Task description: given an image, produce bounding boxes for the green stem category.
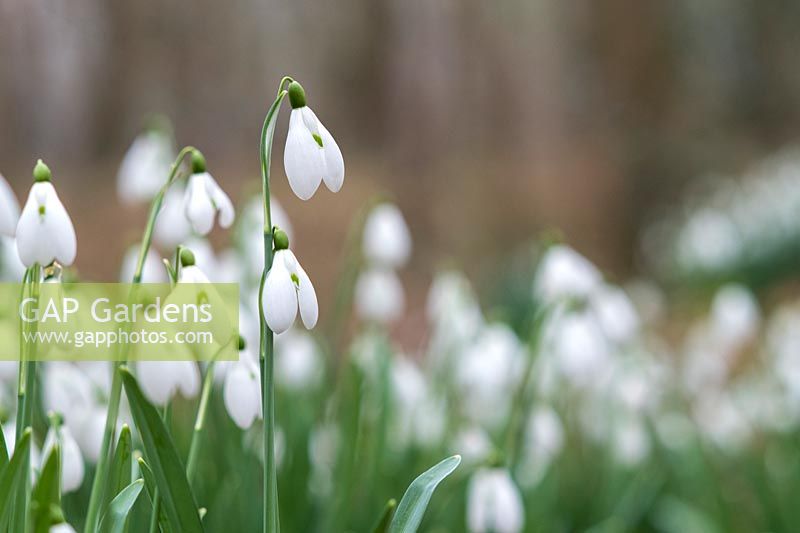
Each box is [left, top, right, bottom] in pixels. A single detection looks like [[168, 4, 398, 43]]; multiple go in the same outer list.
[[186, 361, 216, 486], [84, 146, 195, 533], [258, 81, 289, 533]]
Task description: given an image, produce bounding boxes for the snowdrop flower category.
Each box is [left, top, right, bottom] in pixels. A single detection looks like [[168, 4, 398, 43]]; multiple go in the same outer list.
[[136, 361, 200, 406], [275, 329, 322, 391], [467, 468, 524, 533], [0, 172, 20, 236], [182, 150, 234, 235], [262, 231, 318, 334], [283, 81, 344, 200], [0, 236, 25, 281], [43, 363, 95, 429], [116, 125, 174, 204], [612, 417, 651, 467], [518, 406, 564, 487], [362, 203, 411, 268], [50, 523, 78, 533], [43, 425, 85, 493], [119, 244, 168, 283], [709, 284, 760, 350], [224, 344, 262, 429], [590, 284, 640, 344], [16, 160, 76, 267], [533, 244, 601, 304], [154, 186, 191, 249], [354, 267, 404, 323], [544, 310, 611, 387]]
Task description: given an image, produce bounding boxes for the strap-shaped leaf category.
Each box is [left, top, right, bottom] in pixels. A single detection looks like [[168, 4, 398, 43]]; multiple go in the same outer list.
[[138, 458, 174, 533], [120, 368, 203, 532], [0, 428, 32, 527], [388, 455, 461, 533], [371, 498, 397, 533], [0, 423, 8, 472], [98, 479, 145, 533], [31, 442, 64, 533], [103, 424, 132, 515]]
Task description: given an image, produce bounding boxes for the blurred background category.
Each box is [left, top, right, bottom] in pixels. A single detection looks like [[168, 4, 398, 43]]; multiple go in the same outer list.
[[4, 0, 800, 300]]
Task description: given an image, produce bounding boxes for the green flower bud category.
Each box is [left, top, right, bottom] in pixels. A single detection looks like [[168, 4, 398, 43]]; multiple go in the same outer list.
[[180, 248, 196, 267], [273, 228, 290, 251], [33, 159, 52, 182], [288, 81, 307, 109], [191, 149, 207, 174]]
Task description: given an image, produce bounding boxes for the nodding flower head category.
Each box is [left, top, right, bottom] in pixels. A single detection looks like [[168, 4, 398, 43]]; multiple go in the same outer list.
[[16, 159, 77, 267], [262, 248, 318, 334], [283, 81, 344, 200], [183, 149, 235, 235], [116, 120, 175, 205]]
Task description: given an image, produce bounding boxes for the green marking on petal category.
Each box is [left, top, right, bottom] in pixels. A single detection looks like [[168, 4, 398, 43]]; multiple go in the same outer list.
[[38, 205, 46, 216], [312, 133, 324, 148], [291, 273, 300, 287]]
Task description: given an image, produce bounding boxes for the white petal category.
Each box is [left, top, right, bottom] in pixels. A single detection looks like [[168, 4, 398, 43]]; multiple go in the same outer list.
[[355, 268, 404, 323], [0, 174, 20, 237], [136, 361, 176, 406], [43, 189, 77, 266], [184, 173, 216, 235], [16, 182, 76, 267], [223, 360, 262, 429], [262, 252, 298, 333], [205, 174, 235, 229], [362, 204, 412, 268], [305, 108, 344, 193], [296, 265, 318, 329], [154, 187, 191, 248], [175, 361, 200, 399], [283, 109, 324, 200], [43, 426, 85, 493], [50, 523, 78, 533], [116, 133, 173, 205]]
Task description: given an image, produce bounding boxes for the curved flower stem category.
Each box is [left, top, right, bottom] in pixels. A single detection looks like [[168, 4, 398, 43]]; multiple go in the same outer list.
[[258, 81, 289, 533], [84, 146, 195, 533]]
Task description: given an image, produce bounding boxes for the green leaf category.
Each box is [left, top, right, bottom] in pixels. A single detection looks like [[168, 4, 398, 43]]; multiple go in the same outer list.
[[0, 428, 32, 527], [388, 455, 461, 533], [138, 458, 173, 533], [98, 479, 145, 533], [120, 368, 203, 533], [0, 423, 8, 472], [31, 442, 64, 533], [104, 424, 132, 514], [371, 498, 397, 533]]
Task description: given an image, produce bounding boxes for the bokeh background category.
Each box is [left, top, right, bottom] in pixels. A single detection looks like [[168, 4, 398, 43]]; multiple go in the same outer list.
[[3, 0, 800, 317]]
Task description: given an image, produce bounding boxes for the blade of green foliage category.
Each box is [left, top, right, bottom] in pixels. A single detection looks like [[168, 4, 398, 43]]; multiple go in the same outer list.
[[0, 423, 8, 471], [120, 368, 203, 532], [0, 428, 32, 527], [104, 424, 132, 515], [371, 498, 397, 533], [388, 455, 461, 533], [98, 479, 144, 533], [138, 458, 174, 533], [31, 442, 63, 533]]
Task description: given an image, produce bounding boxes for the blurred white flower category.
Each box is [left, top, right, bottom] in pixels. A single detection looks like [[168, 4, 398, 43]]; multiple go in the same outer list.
[[0, 237, 25, 281], [183, 170, 235, 235], [16, 162, 76, 267], [50, 523, 78, 533], [262, 249, 318, 334], [154, 186, 192, 249], [116, 129, 174, 205], [119, 244, 168, 283], [709, 284, 760, 349], [518, 406, 564, 487], [43, 362, 95, 428], [354, 267, 404, 324], [70, 406, 108, 463], [362, 203, 411, 268], [0, 173, 20, 236], [590, 284, 640, 344], [545, 311, 610, 387], [42, 425, 85, 493], [612, 417, 650, 467], [275, 329, 322, 391], [224, 353, 262, 429], [676, 208, 741, 272], [533, 244, 601, 304], [308, 423, 339, 498], [452, 426, 492, 465], [136, 361, 200, 406], [283, 81, 344, 200], [693, 392, 751, 453], [467, 468, 524, 533]]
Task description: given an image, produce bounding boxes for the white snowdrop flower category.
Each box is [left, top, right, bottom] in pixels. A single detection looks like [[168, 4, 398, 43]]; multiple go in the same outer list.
[[0, 172, 20, 237], [275, 329, 322, 391], [136, 361, 200, 406], [70, 406, 109, 463], [533, 244, 601, 304], [518, 406, 564, 487], [183, 151, 234, 235], [545, 311, 611, 387], [613, 417, 650, 467], [119, 244, 168, 283], [43, 425, 85, 493], [308, 423, 340, 498], [467, 468, 524, 533], [452, 426, 492, 465], [0, 236, 25, 281], [50, 523, 78, 533], [590, 284, 640, 344], [182, 236, 219, 280], [154, 186, 191, 249], [224, 354, 262, 429], [16, 160, 76, 267], [283, 81, 344, 200], [709, 284, 760, 349], [116, 127, 174, 205], [362, 203, 411, 268], [354, 267, 405, 324], [43, 362, 95, 429], [262, 242, 318, 334]]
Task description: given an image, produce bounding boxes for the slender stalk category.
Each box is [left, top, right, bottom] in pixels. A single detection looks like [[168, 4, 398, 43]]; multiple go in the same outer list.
[[258, 79, 290, 533], [186, 361, 216, 486], [84, 147, 195, 533]]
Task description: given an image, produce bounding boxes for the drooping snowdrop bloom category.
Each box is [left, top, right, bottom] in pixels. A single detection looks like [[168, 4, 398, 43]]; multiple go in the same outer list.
[[467, 468, 524, 533], [283, 81, 344, 200], [16, 160, 76, 267], [50, 523, 78, 533], [518, 406, 564, 487], [275, 329, 323, 391], [182, 150, 234, 235], [362, 203, 411, 268], [533, 244, 602, 304], [119, 244, 168, 283], [154, 186, 191, 249], [136, 360, 200, 406], [116, 125, 175, 205], [43, 362, 95, 429], [262, 231, 318, 334], [0, 173, 20, 236], [354, 267, 405, 324], [43, 425, 85, 493], [224, 349, 262, 429]]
